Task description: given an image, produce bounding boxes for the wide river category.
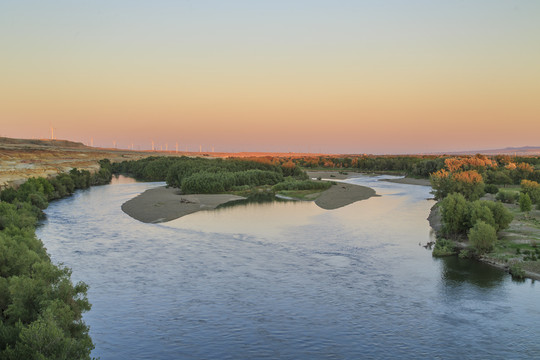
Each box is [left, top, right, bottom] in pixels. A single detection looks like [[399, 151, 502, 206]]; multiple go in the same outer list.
[[36, 175, 539, 359]]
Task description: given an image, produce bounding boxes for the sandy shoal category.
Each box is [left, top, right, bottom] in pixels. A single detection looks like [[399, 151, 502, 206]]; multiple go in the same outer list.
[[306, 170, 379, 209], [123, 171, 379, 223], [121, 186, 245, 223], [314, 182, 378, 210]]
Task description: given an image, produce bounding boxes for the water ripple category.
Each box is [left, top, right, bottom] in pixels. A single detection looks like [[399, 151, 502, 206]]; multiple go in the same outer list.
[[35, 176, 540, 360]]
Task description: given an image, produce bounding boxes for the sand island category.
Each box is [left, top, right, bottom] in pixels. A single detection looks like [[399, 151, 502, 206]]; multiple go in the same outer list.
[[121, 170, 378, 223]]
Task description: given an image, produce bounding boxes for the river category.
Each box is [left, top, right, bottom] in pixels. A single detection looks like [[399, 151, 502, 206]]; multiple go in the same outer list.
[[36, 175, 539, 359]]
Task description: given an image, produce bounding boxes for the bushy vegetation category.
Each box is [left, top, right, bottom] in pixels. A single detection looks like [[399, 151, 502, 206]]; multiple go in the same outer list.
[[181, 170, 283, 194], [519, 193, 532, 213], [294, 155, 446, 177], [440, 193, 513, 237], [427, 155, 540, 201], [440, 193, 471, 235], [432, 238, 457, 257], [484, 184, 499, 194], [496, 190, 518, 204], [112, 156, 309, 194], [468, 220, 498, 254], [520, 180, 540, 204], [272, 179, 333, 191], [0, 161, 111, 359], [509, 263, 526, 279]]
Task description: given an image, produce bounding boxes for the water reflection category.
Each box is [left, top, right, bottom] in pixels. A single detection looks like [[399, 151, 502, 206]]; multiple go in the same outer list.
[[110, 174, 138, 184], [437, 256, 505, 288], [216, 192, 290, 209]]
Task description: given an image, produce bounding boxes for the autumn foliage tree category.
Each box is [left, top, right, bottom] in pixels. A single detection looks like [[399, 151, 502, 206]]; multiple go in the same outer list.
[[431, 169, 485, 200], [521, 180, 540, 204]]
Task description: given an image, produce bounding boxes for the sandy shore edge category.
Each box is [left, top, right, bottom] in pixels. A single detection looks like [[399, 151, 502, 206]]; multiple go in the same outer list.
[[313, 182, 378, 210], [121, 186, 246, 223]]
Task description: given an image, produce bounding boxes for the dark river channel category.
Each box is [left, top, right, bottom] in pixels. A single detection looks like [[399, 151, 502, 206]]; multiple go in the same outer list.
[[36, 175, 539, 359]]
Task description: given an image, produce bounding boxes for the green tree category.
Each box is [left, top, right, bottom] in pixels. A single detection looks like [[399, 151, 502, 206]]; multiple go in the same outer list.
[[520, 192, 532, 213], [440, 193, 470, 236], [521, 180, 540, 204], [483, 201, 513, 231], [468, 220, 497, 254], [469, 201, 495, 230]]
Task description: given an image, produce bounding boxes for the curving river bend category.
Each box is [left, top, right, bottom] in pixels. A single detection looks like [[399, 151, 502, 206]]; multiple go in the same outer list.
[[36, 175, 539, 359]]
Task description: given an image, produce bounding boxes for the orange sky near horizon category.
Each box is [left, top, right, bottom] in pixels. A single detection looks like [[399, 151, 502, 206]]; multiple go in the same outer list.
[[1, 1, 539, 154]]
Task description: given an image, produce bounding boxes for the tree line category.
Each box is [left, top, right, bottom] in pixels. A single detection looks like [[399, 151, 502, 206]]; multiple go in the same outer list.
[[112, 156, 325, 194], [0, 160, 112, 359]]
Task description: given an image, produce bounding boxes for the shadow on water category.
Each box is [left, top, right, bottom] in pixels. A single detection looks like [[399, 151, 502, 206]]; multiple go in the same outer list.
[[437, 256, 506, 288], [216, 192, 292, 209]]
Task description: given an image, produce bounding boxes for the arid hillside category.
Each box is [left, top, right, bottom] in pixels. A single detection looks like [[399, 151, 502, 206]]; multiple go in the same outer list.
[[0, 137, 153, 189], [0, 137, 325, 189]]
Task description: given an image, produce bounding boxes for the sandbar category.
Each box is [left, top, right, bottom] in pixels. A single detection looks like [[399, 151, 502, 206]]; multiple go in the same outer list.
[[123, 171, 379, 223], [121, 186, 245, 223], [314, 182, 378, 210]]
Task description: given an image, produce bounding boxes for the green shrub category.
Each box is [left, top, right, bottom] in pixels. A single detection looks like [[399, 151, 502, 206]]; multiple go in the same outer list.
[[509, 263, 525, 279], [468, 220, 497, 254], [440, 196, 513, 236], [520, 193, 532, 213], [27, 193, 48, 210], [484, 184, 499, 194], [0, 187, 18, 203], [272, 180, 332, 191], [468, 201, 495, 230], [482, 200, 513, 231], [181, 170, 284, 194], [432, 238, 456, 257], [496, 190, 518, 204]]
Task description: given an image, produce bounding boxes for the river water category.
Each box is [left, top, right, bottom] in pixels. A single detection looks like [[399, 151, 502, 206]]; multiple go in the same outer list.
[[36, 175, 539, 359]]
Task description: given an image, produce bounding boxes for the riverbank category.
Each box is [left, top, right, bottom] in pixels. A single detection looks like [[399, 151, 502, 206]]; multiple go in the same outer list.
[[428, 200, 540, 281]]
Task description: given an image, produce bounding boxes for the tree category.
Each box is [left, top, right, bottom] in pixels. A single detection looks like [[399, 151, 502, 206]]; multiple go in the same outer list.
[[469, 201, 495, 230], [520, 192, 532, 213], [452, 170, 485, 201], [521, 179, 540, 204], [431, 169, 485, 200], [468, 220, 497, 254], [440, 193, 470, 236], [488, 170, 512, 187], [483, 201, 513, 231]]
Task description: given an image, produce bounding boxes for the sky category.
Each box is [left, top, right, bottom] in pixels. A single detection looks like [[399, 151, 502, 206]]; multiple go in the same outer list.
[[1, 0, 539, 154]]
